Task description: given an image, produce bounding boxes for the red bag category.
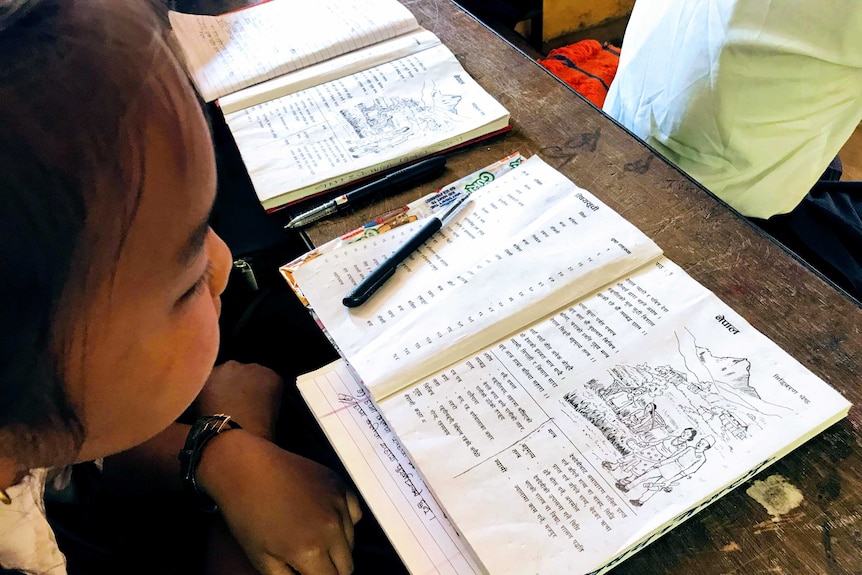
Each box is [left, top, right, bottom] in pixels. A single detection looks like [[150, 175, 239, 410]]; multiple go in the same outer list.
[[538, 40, 621, 108]]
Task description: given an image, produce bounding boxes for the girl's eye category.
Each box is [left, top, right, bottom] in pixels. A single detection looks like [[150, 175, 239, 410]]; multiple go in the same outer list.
[[177, 261, 214, 306]]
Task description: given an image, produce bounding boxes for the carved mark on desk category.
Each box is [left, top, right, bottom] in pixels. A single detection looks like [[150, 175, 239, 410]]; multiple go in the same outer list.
[[822, 516, 837, 569], [816, 470, 843, 567], [624, 155, 654, 174], [540, 129, 601, 168]]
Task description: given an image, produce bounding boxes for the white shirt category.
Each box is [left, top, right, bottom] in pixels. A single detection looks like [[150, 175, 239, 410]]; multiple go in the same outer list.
[[0, 468, 67, 574], [604, 0, 862, 218]]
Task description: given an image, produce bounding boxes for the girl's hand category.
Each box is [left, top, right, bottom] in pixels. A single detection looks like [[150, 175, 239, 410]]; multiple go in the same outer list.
[[193, 360, 284, 440], [197, 430, 362, 575]]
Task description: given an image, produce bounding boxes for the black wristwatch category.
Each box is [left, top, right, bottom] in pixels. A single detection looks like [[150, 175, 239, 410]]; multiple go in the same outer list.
[[178, 414, 242, 513]]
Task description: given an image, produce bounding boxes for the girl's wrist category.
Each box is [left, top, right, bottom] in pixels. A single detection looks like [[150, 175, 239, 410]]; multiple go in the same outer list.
[[178, 414, 244, 512]]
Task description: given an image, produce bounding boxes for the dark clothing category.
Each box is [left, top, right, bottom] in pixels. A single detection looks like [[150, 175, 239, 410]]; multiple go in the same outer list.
[[751, 158, 862, 305]]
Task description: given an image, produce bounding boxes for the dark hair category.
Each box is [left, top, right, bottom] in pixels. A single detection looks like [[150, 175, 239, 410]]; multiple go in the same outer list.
[[0, 0, 190, 468]]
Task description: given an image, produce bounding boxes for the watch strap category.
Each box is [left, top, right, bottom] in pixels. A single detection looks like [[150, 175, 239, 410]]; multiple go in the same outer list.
[[178, 414, 242, 513]]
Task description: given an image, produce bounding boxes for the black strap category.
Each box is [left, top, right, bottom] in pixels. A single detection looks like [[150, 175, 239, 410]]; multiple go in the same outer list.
[[548, 54, 610, 91], [178, 414, 242, 513]]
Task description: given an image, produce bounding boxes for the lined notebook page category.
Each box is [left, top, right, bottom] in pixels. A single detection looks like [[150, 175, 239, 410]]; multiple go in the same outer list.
[[298, 360, 485, 575], [169, 0, 419, 102]]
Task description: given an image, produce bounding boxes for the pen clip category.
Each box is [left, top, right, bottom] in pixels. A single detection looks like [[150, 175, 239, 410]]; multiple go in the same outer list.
[[439, 192, 472, 224], [342, 265, 397, 308], [285, 202, 338, 229]]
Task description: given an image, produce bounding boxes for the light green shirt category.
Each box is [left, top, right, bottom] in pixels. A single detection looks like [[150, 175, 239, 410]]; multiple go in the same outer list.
[[604, 0, 862, 218]]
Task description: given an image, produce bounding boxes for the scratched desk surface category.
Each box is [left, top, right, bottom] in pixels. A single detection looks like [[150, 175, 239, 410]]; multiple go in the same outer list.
[[180, 0, 862, 572], [308, 2, 862, 573]]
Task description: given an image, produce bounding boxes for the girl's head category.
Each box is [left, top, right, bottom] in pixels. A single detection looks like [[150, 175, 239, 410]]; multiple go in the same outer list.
[[0, 0, 231, 479]]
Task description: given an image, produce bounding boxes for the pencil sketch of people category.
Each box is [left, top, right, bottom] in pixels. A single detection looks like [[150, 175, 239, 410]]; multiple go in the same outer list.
[[603, 427, 698, 490], [622, 436, 714, 506], [622, 402, 666, 434], [338, 84, 464, 158], [576, 328, 792, 453]]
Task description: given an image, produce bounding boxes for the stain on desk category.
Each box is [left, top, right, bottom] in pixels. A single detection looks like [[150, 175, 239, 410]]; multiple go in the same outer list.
[[747, 474, 804, 516]]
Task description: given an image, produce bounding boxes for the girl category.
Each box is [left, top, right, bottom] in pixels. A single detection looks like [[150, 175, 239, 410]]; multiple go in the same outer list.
[[0, 1, 362, 573]]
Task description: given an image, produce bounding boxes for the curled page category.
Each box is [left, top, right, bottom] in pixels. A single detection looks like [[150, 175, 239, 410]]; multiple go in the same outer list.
[[169, 0, 419, 102]]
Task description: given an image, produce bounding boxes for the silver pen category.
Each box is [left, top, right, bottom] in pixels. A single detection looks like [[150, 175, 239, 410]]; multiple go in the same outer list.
[[284, 157, 447, 229]]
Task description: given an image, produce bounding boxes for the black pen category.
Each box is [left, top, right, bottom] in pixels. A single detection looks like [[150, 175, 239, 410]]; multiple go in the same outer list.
[[285, 156, 447, 229], [342, 193, 472, 308]]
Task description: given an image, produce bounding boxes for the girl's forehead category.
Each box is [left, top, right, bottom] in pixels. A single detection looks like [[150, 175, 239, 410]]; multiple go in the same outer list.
[[71, 59, 215, 305], [80, 98, 216, 313]]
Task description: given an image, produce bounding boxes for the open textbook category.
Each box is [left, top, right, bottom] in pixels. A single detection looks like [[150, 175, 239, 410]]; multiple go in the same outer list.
[[285, 156, 851, 574], [168, 0, 511, 211]]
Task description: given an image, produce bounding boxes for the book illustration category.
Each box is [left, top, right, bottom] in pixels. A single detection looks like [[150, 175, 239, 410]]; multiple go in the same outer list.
[[564, 329, 791, 507], [600, 427, 699, 486], [339, 87, 464, 158], [621, 436, 714, 507], [223, 40, 511, 209]]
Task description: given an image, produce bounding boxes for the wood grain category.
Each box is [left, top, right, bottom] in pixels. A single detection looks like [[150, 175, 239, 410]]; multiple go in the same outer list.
[[184, 0, 862, 571], [302, 2, 862, 573]]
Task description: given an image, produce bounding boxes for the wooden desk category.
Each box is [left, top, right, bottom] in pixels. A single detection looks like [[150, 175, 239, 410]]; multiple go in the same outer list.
[[175, 0, 862, 571], [298, 1, 862, 573]]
